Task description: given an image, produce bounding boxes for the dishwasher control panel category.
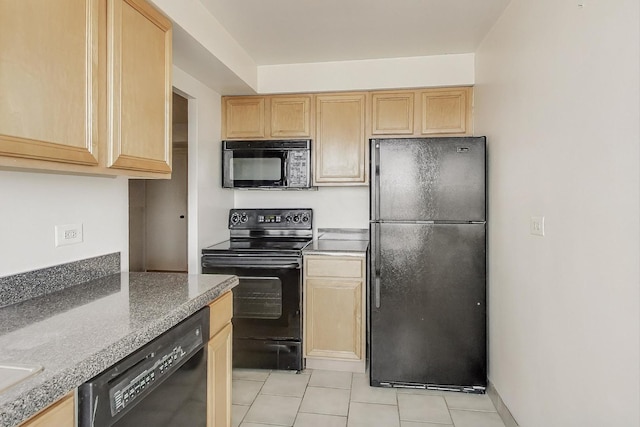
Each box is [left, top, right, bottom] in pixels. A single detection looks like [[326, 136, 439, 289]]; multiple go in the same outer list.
[[107, 325, 203, 416], [110, 343, 189, 414]]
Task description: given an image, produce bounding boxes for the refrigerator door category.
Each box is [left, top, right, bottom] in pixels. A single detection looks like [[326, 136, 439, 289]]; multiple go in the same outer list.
[[371, 137, 485, 222], [370, 222, 486, 389]]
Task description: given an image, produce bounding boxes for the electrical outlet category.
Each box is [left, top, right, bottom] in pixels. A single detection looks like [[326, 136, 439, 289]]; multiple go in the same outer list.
[[530, 216, 545, 237], [55, 224, 83, 247]]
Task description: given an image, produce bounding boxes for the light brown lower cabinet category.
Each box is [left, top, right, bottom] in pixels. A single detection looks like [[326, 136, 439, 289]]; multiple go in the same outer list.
[[207, 291, 233, 427], [19, 392, 74, 427], [304, 254, 366, 372]]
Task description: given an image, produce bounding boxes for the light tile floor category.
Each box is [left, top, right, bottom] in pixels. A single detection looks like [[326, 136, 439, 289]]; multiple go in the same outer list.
[[232, 369, 507, 427]]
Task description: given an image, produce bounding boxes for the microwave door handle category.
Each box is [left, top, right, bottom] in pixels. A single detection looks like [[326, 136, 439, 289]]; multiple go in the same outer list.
[[283, 152, 289, 186]]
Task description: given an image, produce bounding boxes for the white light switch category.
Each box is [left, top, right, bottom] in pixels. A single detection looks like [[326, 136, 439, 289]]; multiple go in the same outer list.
[[55, 224, 83, 246], [530, 216, 545, 237]]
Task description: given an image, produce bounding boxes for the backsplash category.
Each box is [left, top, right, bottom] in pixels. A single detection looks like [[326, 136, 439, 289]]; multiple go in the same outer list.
[[0, 252, 120, 308], [317, 228, 369, 240]]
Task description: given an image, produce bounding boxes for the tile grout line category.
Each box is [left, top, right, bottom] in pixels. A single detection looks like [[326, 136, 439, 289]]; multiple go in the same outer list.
[[235, 369, 270, 427], [290, 369, 311, 426], [395, 382, 401, 427], [442, 392, 455, 427], [347, 371, 355, 425]]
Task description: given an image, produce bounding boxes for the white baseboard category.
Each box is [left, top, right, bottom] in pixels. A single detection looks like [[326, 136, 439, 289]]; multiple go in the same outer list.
[[487, 381, 519, 427]]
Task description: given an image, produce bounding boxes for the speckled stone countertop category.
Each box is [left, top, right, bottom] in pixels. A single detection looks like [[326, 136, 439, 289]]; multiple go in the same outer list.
[[0, 272, 238, 427], [304, 228, 369, 256]]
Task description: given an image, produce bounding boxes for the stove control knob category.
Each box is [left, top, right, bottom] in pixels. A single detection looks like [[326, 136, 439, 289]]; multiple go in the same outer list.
[[240, 213, 248, 223], [230, 212, 240, 225], [292, 214, 300, 223], [285, 215, 292, 223], [301, 214, 310, 223]]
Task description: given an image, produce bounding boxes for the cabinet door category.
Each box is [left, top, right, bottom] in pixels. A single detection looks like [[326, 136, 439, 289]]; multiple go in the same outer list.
[[21, 393, 74, 427], [207, 323, 232, 427], [305, 278, 363, 360], [371, 92, 415, 135], [223, 97, 266, 139], [108, 0, 172, 173], [0, 0, 98, 166], [315, 93, 367, 185], [209, 291, 233, 338], [271, 96, 311, 138], [420, 87, 472, 135]]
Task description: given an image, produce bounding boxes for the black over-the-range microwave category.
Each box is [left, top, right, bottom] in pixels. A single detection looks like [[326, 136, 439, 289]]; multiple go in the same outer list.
[[222, 139, 312, 189]]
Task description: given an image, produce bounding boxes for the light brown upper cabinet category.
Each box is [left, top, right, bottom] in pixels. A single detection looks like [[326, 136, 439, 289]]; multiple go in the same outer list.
[[314, 93, 367, 185], [371, 91, 415, 135], [107, 0, 172, 174], [370, 87, 473, 137], [0, 0, 172, 178], [270, 96, 311, 138], [221, 87, 472, 186], [222, 95, 312, 140], [420, 87, 471, 135], [223, 97, 266, 139], [0, 0, 99, 167]]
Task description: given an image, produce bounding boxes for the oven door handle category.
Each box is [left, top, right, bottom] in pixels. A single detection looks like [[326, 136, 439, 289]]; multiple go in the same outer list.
[[202, 257, 301, 269]]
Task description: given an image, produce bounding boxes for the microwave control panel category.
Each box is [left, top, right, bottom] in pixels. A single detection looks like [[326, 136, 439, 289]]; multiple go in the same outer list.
[[287, 150, 310, 187]]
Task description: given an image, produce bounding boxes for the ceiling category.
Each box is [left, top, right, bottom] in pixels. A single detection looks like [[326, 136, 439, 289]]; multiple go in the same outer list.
[[199, 0, 512, 66]]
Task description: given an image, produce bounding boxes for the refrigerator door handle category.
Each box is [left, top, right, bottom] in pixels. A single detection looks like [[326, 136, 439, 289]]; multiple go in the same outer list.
[[371, 140, 381, 221], [374, 222, 381, 308]]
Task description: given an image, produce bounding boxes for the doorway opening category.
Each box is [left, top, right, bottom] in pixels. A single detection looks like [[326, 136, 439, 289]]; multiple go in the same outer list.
[[129, 92, 189, 272]]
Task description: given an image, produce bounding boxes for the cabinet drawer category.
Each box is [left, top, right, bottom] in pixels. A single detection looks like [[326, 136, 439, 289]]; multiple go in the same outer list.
[[20, 392, 74, 427], [305, 256, 364, 279], [209, 291, 233, 339]]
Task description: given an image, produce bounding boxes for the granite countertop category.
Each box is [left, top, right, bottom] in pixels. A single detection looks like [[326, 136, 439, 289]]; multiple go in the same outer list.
[[0, 272, 238, 427], [303, 228, 369, 256]]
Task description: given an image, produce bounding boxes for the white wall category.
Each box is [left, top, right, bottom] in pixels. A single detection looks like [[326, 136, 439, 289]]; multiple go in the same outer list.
[[258, 53, 474, 94], [150, 0, 257, 90], [172, 66, 234, 273], [234, 187, 369, 233], [475, 1, 639, 426], [0, 172, 128, 276]]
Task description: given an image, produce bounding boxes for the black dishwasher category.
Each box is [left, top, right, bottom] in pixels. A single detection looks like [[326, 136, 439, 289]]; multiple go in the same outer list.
[[78, 307, 210, 427]]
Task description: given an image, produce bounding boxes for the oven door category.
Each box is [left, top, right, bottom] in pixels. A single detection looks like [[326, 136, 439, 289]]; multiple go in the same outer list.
[[222, 149, 287, 188], [201, 256, 303, 370]]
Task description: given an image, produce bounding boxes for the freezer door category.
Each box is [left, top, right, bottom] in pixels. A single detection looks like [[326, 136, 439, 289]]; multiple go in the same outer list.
[[370, 222, 486, 389], [371, 138, 485, 222]]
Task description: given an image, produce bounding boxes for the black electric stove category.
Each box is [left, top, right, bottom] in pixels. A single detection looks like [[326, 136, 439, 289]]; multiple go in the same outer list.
[[201, 208, 313, 371]]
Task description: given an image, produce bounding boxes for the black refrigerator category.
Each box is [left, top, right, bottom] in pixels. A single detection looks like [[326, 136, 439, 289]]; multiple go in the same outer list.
[[369, 137, 486, 392]]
